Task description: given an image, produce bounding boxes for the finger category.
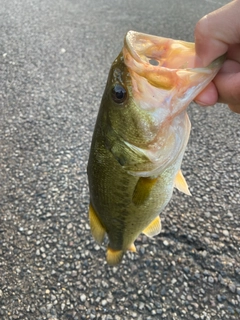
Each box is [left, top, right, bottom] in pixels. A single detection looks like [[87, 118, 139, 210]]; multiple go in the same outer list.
[[194, 82, 218, 106], [227, 43, 240, 63], [213, 60, 240, 105], [228, 104, 240, 113], [195, 0, 240, 66]]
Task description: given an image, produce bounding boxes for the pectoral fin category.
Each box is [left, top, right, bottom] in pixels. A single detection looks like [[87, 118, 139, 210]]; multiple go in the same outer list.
[[89, 203, 106, 244], [142, 216, 161, 238], [174, 170, 191, 196], [132, 177, 158, 206]]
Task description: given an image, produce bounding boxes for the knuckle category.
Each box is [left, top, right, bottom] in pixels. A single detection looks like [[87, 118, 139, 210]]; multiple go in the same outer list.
[[194, 15, 209, 40]]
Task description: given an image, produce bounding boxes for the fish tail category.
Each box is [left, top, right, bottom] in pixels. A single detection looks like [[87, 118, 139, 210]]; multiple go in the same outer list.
[[106, 247, 124, 266]]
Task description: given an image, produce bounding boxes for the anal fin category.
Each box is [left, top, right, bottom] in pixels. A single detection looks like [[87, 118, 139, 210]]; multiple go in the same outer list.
[[89, 203, 106, 244], [174, 170, 191, 196], [128, 243, 137, 252], [106, 247, 124, 266], [142, 216, 161, 238]]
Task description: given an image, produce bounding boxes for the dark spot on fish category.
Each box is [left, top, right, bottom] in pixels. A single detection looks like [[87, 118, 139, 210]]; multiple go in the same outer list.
[[111, 84, 127, 104], [149, 59, 159, 66]]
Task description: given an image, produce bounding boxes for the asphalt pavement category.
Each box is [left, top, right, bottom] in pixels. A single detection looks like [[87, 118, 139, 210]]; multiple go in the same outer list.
[[0, 0, 239, 319]]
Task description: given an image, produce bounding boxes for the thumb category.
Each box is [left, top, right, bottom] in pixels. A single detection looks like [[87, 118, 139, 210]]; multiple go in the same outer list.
[[195, 0, 240, 66]]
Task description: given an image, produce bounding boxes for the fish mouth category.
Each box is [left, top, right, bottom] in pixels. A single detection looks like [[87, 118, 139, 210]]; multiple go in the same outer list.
[[124, 30, 196, 71], [123, 30, 224, 91]]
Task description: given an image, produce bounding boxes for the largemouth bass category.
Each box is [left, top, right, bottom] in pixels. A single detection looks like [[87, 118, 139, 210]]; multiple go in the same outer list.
[[87, 31, 224, 265]]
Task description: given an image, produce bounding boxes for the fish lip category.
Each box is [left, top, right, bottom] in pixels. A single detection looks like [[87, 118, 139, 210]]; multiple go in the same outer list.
[[124, 30, 143, 64]]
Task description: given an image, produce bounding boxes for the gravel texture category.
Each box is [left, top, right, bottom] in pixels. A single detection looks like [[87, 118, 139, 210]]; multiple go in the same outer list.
[[0, 0, 239, 319]]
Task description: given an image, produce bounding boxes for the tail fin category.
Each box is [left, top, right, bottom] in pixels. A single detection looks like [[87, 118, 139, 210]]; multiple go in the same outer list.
[[106, 247, 124, 266]]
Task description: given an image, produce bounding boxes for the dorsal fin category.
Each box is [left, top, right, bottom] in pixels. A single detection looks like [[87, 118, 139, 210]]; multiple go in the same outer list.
[[89, 203, 106, 244], [174, 170, 191, 195], [142, 216, 161, 238]]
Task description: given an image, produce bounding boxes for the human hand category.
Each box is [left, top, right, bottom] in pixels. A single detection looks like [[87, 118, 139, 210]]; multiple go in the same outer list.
[[194, 0, 240, 113]]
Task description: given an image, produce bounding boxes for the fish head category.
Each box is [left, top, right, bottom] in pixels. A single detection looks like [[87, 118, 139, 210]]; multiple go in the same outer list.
[[102, 31, 224, 176]]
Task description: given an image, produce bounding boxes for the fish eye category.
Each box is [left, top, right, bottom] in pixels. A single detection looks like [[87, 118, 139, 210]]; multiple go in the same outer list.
[[111, 84, 127, 104]]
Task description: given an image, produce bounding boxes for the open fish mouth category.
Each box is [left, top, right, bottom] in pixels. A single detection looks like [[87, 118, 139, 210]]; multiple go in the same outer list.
[[123, 30, 225, 91], [124, 30, 224, 71], [121, 30, 225, 128], [124, 30, 196, 69]]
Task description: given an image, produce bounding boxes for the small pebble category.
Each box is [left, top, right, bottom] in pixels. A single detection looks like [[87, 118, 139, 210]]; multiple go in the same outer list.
[[204, 212, 211, 218], [229, 284, 236, 293], [222, 230, 229, 237], [101, 300, 107, 306], [80, 294, 87, 302], [208, 276, 214, 284]]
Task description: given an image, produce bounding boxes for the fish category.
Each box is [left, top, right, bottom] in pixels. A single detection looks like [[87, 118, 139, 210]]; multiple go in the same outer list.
[[87, 31, 224, 265]]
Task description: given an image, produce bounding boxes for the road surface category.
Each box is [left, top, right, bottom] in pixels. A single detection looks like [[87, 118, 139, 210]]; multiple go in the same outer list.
[[0, 0, 239, 319]]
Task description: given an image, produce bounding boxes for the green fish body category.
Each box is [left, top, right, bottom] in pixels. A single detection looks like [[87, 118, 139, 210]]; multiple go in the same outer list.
[[87, 31, 224, 265]]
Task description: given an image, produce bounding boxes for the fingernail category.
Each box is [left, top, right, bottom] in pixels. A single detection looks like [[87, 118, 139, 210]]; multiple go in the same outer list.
[[195, 99, 210, 107]]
